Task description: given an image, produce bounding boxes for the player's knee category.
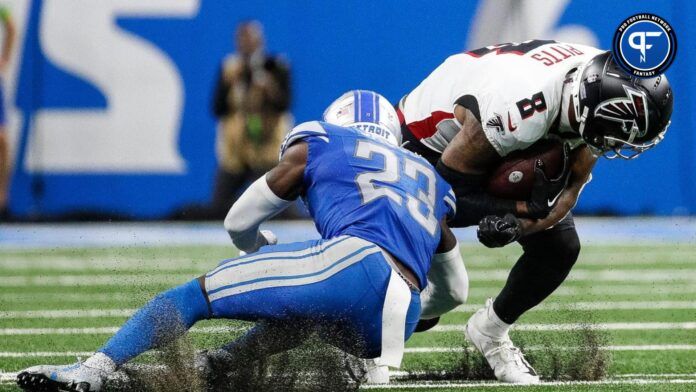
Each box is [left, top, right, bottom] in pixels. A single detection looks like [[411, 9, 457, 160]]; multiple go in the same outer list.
[[558, 232, 581, 270], [157, 279, 211, 326]]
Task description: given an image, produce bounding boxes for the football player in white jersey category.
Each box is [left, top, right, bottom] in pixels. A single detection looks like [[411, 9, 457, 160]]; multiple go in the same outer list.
[[397, 40, 673, 384]]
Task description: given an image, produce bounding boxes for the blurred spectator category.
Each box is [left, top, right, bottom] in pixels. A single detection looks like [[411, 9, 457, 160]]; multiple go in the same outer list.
[[0, 4, 15, 220], [210, 20, 292, 218]]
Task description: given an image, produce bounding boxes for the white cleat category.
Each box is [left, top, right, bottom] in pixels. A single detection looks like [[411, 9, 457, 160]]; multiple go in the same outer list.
[[465, 299, 540, 384], [16, 362, 109, 392], [361, 359, 390, 384]]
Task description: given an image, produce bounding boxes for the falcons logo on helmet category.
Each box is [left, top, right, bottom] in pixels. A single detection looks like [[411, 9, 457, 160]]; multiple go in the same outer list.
[[594, 86, 649, 138]]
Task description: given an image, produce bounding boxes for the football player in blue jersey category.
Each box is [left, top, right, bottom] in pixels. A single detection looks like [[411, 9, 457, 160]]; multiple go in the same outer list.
[[16, 90, 469, 392]]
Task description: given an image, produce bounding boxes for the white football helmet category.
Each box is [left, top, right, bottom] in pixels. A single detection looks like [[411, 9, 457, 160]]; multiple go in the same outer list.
[[323, 90, 402, 147]]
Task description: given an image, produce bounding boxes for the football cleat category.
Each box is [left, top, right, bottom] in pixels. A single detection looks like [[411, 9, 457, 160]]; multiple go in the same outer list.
[[465, 299, 540, 384], [16, 362, 108, 392], [361, 359, 390, 384]]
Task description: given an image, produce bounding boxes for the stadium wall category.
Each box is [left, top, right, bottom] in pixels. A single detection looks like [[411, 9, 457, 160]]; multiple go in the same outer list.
[[5, 0, 694, 219]]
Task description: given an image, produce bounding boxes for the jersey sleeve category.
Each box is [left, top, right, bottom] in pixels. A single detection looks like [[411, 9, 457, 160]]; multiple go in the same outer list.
[[479, 91, 550, 157], [443, 188, 457, 219], [278, 121, 330, 160]]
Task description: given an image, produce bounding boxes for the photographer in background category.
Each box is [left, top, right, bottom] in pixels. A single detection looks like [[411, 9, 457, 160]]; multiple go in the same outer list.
[[210, 20, 292, 218]]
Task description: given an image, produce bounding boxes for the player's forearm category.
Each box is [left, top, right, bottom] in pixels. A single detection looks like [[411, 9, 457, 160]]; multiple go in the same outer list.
[[224, 174, 292, 253], [437, 159, 520, 227], [420, 242, 469, 319], [519, 189, 577, 235]]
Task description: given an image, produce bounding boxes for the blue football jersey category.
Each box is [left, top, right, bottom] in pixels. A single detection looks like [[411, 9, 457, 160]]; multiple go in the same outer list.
[[280, 121, 456, 288]]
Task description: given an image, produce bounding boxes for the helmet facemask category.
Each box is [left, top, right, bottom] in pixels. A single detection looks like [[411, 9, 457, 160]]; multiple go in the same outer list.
[[573, 52, 673, 160]]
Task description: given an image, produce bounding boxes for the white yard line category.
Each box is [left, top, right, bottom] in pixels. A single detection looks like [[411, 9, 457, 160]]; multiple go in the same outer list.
[[1, 322, 694, 336], [0, 257, 212, 271], [452, 301, 696, 312], [1, 345, 694, 359], [2, 269, 695, 287], [4, 285, 696, 303], [2, 372, 694, 387], [4, 301, 695, 319], [359, 379, 696, 389], [431, 322, 696, 332], [0, 309, 136, 318], [470, 284, 696, 296], [403, 345, 696, 353]]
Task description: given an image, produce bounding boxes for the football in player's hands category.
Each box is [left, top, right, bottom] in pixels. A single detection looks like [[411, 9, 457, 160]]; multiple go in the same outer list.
[[485, 140, 565, 200]]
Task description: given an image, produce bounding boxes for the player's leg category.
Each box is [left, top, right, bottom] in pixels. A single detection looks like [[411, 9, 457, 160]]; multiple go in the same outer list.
[[465, 214, 579, 384], [204, 236, 419, 363], [17, 278, 211, 392], [194, 320, 316, 385], [493, 213, 580, 323]]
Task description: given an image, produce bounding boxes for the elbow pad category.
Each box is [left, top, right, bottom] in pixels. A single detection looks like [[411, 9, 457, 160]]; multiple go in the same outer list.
[[420, 243, 469, 319], [224, 175, 292, 253]]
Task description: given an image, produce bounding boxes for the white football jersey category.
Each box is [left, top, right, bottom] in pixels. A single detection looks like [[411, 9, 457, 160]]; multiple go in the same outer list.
[[400, 40, 605, 156]]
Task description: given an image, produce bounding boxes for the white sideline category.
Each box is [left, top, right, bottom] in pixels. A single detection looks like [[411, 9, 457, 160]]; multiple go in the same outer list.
[[2, 345, 693, 359], [1, 322, 695, 336], [2, 269, 696, 287], [4, 300, 696, 319]]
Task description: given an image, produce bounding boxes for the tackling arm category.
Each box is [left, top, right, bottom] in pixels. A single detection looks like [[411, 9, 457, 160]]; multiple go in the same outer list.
[[438, 106, 528, 227], [419, 219, 469, 320], [223, 142, 307, 253]]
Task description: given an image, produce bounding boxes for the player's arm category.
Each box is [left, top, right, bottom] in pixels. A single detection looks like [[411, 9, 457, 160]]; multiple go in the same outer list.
[[223, 142, 307, 253], [418, 219, 469, 327], [438, 105, 530, 227], [518, 145, 597, 235]]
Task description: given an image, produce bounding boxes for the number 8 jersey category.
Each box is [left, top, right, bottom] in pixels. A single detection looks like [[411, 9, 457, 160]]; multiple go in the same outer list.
[[399, 40, 604, 159], [280, 121, 456, 289]]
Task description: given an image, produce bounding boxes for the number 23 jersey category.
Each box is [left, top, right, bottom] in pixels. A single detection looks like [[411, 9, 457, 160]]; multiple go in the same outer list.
[[280, 121, 456, 289], [400, 40, 605, 157]]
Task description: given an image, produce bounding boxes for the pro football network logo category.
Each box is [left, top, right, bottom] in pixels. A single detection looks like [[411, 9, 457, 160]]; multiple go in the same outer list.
[[612, 14, 676, 78]]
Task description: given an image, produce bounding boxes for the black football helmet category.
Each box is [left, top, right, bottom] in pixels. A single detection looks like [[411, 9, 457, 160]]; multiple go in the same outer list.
[[569, 51, 673, 159]]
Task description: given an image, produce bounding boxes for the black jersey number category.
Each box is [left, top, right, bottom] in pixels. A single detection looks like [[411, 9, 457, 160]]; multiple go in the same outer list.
[[516, 92, 547, 119], [467, 39, 556, 57]]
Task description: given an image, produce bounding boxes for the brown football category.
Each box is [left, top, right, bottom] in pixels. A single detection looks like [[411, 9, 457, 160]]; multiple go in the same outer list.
[[484, 139, 564, 200]]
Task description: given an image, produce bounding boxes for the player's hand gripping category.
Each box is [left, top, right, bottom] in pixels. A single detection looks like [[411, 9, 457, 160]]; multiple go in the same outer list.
[[477, 214, 522, 248], [525, 144, 571, 219]]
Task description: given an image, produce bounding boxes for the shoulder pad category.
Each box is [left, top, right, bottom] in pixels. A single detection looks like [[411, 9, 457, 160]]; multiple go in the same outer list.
[[279, 121, 329, 159]]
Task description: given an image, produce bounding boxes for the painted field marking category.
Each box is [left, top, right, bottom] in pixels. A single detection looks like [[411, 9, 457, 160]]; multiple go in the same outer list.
[[452, 301, 696, 312], [402, 345, 696, 353], [2, 269, 695, 287], [3, 301, 695, 319], [1, 345, 694, 359], [431, 322, 696, 333], [1, 322, 695, 336], [359, 379, 696, 389], [4, 284, 696, 304]]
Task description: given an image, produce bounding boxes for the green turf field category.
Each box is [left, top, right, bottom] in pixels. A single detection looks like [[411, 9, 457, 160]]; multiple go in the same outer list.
[[1, 243, 695, 391]]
